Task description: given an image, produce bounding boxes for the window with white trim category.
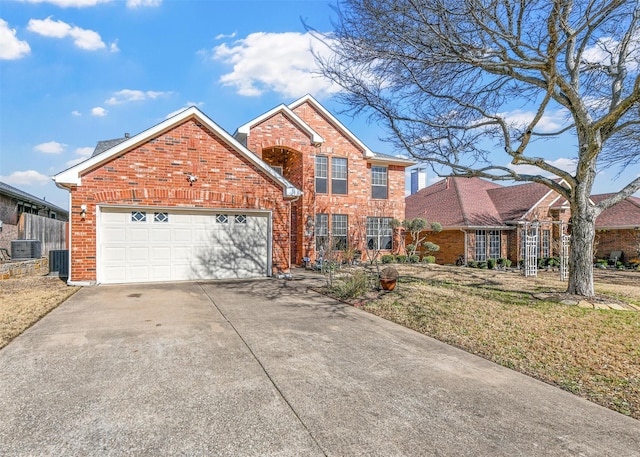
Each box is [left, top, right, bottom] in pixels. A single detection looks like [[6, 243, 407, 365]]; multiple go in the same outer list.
[[371, 166, 388, 199], [475, 230, 487, 261], [131, 211, 146, 222], [315, 213, 328, 251], [315, 156, 328, 194], [366, 217, 392, 250], [332, 214, 348, 250], [489, 230, 500, 259], [216, 214, 228, 224], [154, 212, 169, 223], [331, 157, 347, 194], [234, 215, 247, 224]]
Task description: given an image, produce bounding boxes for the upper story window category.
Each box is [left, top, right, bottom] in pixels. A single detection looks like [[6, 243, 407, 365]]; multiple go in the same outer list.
[[372, 166, 388, 199], [331, 157, 347, 195], [315, 156, 328, 194]]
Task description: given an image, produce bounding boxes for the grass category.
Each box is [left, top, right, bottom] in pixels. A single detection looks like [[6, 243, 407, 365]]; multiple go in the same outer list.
[[0, 275, 79, 349], [333, 264, 640, 420]]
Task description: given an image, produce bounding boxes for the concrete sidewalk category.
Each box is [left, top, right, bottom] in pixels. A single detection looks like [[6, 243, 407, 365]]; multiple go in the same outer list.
[[0, 274, 638, 456]]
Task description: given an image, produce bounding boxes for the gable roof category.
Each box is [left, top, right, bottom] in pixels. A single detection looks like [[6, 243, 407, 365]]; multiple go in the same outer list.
[[592, 193, 640, 228], [487, 180, 565, 222], [234, 103, 325, 147], [91, 137, 128, 157], [54, 106, 302, 199]]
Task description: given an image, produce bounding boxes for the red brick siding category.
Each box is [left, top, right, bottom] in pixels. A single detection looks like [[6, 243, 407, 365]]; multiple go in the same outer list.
[[69, 119, 291, 282], [595, 229, 640, 263], [246, 101, 407, 263]]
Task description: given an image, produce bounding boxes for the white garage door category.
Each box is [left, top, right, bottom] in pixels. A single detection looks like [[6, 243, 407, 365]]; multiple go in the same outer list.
[[98, 207, 270, 284]]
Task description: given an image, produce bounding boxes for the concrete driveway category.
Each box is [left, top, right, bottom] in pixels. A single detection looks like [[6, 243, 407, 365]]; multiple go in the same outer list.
[[0, 274, 638, 456]]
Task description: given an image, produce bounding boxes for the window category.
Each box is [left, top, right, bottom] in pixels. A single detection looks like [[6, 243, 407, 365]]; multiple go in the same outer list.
[[475, 230, 487, 261], [331, 157, 347, 194], [154, 212, 169, 223], [332, 214, 348, 250], [131, 211, 146, 222], [216, 214, 228, 224], [489, 230, 500, 259], [542, 229, 551, 258], [315, 156, 328, 194], [315, 213, 328, 251], [272, 165, 283, 176], [234, 215, 247, 224], [371, 166, 388, 199], [366, 217, 393, 250]]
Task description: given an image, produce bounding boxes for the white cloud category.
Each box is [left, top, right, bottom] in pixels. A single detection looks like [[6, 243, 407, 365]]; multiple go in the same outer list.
[[20, 0, 111, 6], [65, 146, 94, 166], [165, 101, 204, 119], [91, 106, 107, 117], [27, 17, 107, 51], [212, 31, 340, 98], [508, 157, 577, 177], [109, 40, 119, 53], [500, 108, 570, 133], [126, 0, 161, 7], [0, 170, 51, 186], [34, 141, 65, 154], [105, 89, 170, 105], [215, 32, 236, 40], [0, 19, 31, 60], [71, 110, 82, 116]]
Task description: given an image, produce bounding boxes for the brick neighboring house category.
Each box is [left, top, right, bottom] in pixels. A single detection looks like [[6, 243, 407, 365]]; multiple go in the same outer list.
[[0, 181, 69, 256], [406, 176, 640, 265], [54, 95, 413, 285]]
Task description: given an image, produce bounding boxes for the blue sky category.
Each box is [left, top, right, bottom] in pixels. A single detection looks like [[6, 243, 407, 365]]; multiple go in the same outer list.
[[1, 0, 637, 211]]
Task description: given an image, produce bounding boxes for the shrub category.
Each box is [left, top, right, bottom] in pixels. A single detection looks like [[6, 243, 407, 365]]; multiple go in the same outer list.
[[467, 260, 478, 268], [478, 261, 488, 269], [409, 255, 420, 263], [538, 257, 547, 269], [381, 254, 395, 264], [395, 255, 408, 263], [497, 258, 512, 268], [406, 244, 416, 256], [487, 258, 497, 269], [422, 255, 436, 264], [331, 269, 371, 299]]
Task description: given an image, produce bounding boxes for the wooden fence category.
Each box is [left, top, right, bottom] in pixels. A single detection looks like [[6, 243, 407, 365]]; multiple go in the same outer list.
[[18, 213, 67, 257]]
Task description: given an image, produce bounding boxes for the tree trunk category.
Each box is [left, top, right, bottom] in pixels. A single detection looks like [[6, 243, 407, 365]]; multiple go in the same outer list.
[[567, 199, 596, 297]]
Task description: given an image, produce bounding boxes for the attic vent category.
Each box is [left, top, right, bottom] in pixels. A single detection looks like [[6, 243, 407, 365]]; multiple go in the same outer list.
[[124, 133, 130, 138]]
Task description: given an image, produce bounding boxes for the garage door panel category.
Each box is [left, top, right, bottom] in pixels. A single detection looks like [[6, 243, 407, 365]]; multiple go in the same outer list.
[[99, 208, 269, 284]]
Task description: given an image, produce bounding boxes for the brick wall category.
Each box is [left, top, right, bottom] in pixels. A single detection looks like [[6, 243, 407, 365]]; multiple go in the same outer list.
[[246, 100, 407, 264], [595, 229, 640, 262], [69, 119, 292, 282]]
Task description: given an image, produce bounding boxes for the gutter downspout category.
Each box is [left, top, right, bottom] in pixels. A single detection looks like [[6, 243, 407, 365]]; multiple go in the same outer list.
[[460, 228, 468, 265]]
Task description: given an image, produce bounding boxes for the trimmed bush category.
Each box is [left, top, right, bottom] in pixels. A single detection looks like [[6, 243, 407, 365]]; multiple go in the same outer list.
[[409, 255, 420, 263], [396, 255, 408, 263], [487, 258, 497, 269], [502, 258, 512, 268], [381, 254, 395, 264], [422, 256, 436, 264], [467, 260, 478, 268], [478, 261, 488, 269]]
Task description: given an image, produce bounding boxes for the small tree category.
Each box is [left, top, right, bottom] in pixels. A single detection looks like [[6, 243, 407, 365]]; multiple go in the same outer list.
[[402, 218, 442, 257]]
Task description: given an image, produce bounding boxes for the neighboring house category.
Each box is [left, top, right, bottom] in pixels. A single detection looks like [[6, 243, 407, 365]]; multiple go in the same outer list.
[[405, 177, 640, 265], [54, 95, 413, 285], [0, 181, 69, 256]]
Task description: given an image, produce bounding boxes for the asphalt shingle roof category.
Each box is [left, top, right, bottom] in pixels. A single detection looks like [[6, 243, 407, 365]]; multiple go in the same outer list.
[[406, 176, 639, 229]]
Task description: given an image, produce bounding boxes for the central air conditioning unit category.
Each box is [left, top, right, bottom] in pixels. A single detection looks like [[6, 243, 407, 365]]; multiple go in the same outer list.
[[11, 240, 42, 260]]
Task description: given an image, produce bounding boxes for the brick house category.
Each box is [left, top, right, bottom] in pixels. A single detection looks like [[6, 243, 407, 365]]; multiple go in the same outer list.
[[0, 181, 68, 256], [54, 95, 413, 285], [405, 177, 640, 265]]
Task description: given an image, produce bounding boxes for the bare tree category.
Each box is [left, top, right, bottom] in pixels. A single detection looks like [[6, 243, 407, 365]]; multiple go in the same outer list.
[[312, 0, 640, 297]]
